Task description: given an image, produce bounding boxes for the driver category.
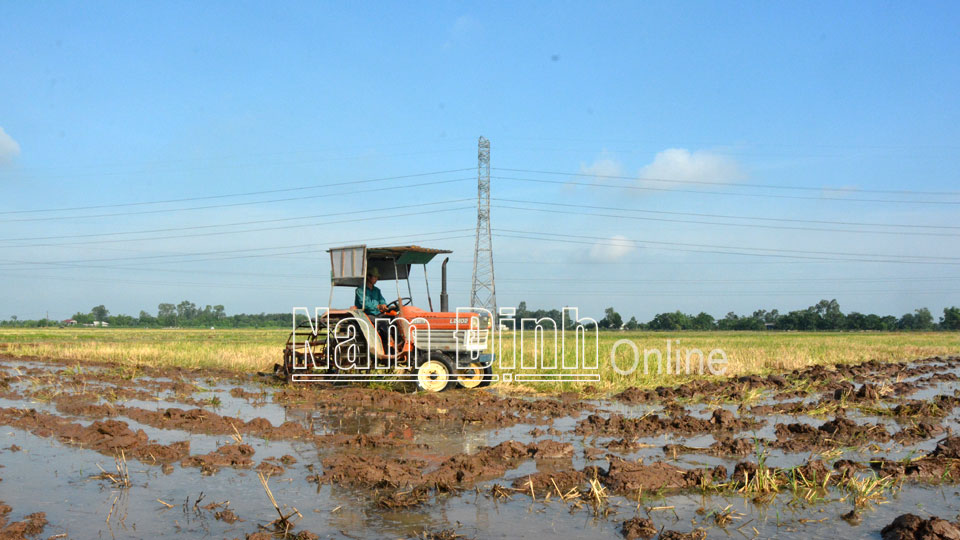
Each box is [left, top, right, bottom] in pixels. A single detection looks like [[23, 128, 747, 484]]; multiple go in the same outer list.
[[355, 267, 392, 350]]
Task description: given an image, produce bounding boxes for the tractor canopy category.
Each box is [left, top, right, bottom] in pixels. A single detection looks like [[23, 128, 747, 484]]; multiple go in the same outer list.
[[327, 244, 452, 287]]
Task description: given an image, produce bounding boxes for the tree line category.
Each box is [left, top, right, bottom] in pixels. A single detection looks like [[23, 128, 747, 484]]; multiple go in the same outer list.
[[2, 298, 959, 331], [0, 300, 293, 328], [515, 299, 960, 331]]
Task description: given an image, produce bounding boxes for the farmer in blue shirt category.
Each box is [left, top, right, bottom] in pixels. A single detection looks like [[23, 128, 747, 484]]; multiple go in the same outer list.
[[355, 266, 387, 316], [355, 267, 392, 350]]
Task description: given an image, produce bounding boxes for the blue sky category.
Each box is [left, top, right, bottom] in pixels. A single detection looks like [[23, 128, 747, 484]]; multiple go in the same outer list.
[[1, 1, 959, 321]]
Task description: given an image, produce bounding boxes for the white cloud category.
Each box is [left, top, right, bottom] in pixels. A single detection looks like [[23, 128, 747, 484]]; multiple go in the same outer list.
[[0, 127, 20, 165], [638, 148, 743, 184], [589, 235, 635, 262], [579, 151, 623, 180]]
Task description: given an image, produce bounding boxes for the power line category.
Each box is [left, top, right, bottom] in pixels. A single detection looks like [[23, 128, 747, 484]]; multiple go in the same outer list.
[[0, 229, 476, 268], [492, 229, 960, 264], [0, 199, 472, 243], [493, 276, 960, 284], [494, 167, 960, 197], [0, 177, 473, 223], [6, 203, 473, 248], [493, 175, 960, 205], [496, 288, 960, 297], [493, 198, 960, 231], [497, 228, 960, 261], [493, 203, 960, 238], [0, 168, 474, 215]]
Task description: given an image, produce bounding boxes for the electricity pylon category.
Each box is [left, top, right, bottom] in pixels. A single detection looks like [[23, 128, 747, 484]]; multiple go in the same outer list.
[[470, 136, 497, 321]]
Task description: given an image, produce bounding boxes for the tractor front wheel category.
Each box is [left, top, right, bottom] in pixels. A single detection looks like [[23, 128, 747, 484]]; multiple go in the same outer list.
[[416, 355, 453, 392]]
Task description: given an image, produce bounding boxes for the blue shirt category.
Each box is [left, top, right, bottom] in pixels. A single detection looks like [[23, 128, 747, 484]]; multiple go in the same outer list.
[[354, 285, 386, 316]]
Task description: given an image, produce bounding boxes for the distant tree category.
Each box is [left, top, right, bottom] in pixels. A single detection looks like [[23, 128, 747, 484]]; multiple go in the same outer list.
[[603, 307, 623, 330], [899, 308, 934, 330], [880, 315, 898, 331], [812, 299, 844, 330], [138, 310, 157, 326], [718, 311, 764, 331], [71, 311, 93, 324], [599, 307, 623, 330], [648, 311, 689, 331], [690, 312, 716, 330], [91, 305, 109, 322], [158, 303, 176, 318], [157, 303, 176, 326], [942, 307, 960, 330], [109, 314, 134, 326], [845, 312, 865, 330], [624, 316, 640, 330], [913, 308, 935, 330], [176, 300, 198, 320]]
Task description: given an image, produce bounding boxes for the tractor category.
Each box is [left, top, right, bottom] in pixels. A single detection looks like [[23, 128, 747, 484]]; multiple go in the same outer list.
[[278, 244, 495, 392]]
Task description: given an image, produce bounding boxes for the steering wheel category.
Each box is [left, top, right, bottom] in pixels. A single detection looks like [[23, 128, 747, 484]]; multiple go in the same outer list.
[[384, 297, 413, 311]]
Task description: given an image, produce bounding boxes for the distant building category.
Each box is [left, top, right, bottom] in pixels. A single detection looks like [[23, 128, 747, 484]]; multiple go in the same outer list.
[[62, 319, 77, 326]]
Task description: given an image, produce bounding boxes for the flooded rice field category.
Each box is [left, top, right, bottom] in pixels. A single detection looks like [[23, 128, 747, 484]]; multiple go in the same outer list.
[[1, 355, 959, 539]]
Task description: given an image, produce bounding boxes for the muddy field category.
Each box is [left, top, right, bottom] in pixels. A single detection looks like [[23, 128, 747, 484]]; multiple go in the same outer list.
[[1, 355, 959, 539]]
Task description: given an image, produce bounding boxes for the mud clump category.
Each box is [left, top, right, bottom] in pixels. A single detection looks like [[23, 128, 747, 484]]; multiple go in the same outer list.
[[836, 383, 884, 401], [898, 422, 948, 445], [121, 407, 311, 440], [245, 530, 318, 540], [605, 438, 651, 452], [932, 436, 960, 459], [621, 516, 657, 539], [600, 458, 721, 493], [424, 440, 534, 487], [664, 437, 756, 458], [315, 432, 425, 450], [893, 395, 960, 418], [773, 417, 890, 452], [0, 408, 190, 464], [576, 409, 762, 438], [871, 436, 960, 482], [181, 443, 255, 475], [881, 513, 960, 540], [870, 455, 960, 482], [316, 454, 424, 489], [214, 509, 240, 524], [137, 441, 192, 463], [276, 385, 591, 430], [376, 485, 431, 509], [584, 447, 606, 460], [660, 530, 707, 540], [229, 387, 265, 402], [832, 459, 864, 480], [0, 511, 47, 540], [255, 460, 285, 478], [319, 440, 577, 492], [527, 440, 573, 459]]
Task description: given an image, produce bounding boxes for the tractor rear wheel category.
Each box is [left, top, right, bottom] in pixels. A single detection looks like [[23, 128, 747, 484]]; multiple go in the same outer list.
[[416, 354, 453, 392], [457, 361, 493, 389]]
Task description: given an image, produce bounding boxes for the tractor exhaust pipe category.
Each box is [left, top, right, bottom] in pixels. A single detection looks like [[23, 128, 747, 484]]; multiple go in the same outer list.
[[440, 257, 449, 312]]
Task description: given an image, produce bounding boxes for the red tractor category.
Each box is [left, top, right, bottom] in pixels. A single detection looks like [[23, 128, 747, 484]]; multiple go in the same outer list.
[[279, 245, 495, 392]]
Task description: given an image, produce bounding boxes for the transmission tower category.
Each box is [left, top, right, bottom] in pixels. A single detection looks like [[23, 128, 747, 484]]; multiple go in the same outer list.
[[470, 136, 498, 321]]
